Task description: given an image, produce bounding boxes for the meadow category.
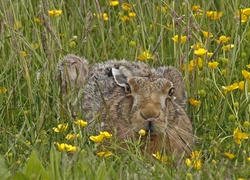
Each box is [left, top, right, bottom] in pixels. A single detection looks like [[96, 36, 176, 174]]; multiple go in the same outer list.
[[0, 0, 250, 179]]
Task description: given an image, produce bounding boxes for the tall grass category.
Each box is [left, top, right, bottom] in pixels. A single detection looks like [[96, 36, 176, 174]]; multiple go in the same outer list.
[[0, 0, 250, 179]]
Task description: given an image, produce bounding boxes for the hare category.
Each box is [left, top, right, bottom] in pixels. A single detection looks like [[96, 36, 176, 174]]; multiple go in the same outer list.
[[57, 54, 193, 157]]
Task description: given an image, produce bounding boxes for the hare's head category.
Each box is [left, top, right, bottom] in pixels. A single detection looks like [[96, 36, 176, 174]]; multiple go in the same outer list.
[[111, 67, 178, 136]]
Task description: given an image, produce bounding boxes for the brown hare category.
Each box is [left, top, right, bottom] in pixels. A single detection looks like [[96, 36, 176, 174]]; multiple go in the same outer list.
[[57, 54, 193, 157]]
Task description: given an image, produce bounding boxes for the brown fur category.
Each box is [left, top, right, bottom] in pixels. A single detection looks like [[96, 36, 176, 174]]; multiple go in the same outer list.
[[57, 54, 193, 158]]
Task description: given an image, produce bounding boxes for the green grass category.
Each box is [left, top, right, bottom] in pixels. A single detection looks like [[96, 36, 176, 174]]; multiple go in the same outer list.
[[1, 0, 250, 179]]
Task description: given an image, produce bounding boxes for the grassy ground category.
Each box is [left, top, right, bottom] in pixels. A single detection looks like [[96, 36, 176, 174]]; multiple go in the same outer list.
[[1, 0, 250, 179]]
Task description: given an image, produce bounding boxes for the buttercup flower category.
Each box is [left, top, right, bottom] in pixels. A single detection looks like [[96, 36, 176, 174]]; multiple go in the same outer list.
[[215, 36, 230, 44], [100, 131, 112, 138], [242, 8, 250, 16], [189, 58, 203, 68], [74, 119, 88, 128], [222, 44, 234, 51], [242, 70, 250, 79], [138, 129, 146, 136], [194, 48, 207, 56], [56, 142, 77, 153], [65, 133, 80, 140], [97, 151, 112, 158], [172, 35, 187, 44], [201, 30, 213, 38], [224, 152, 235, 159], [90, 134, 105, 143], [208, 62, 219, 69], [13, 22, 22, 30], [137, 50, 154, 61], [94, 13, 109, 21], [128, 12, 136, 18], [238, 81, 245, 91], [34, 17, 43, 25], [223, 83, 239, 92], [189, 98, 201, 106], [90, 131, 112, 143], [53, 123, 68, 133], [234, 128, 248, 144], [20, 51, 27, 57], [122, 3, 133, 11], [152, 151, 168, 163], [185, 150, 202, 170], [48, 9, 62, 17], [109, 1, 119, 6], [206, 11, 222, 20]]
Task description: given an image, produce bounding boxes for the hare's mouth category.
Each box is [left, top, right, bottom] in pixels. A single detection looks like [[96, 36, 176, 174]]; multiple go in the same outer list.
[[144, 118, 161, 134]]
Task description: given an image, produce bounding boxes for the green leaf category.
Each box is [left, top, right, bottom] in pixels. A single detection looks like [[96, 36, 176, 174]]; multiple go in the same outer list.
[[48, 146, 61, 180], [95, 161, 107, 180], [25, 151, 48, 180], [0, 155, 11, 179]]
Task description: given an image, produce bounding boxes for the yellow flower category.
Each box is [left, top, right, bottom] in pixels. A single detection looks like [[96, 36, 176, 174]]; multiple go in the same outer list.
[[215, 36, 230, 44], [93, 13, 109, 21], [182, 63, 194, 72], [194, 48, 207, 56], [122, 3, 132, 11], [201, 30, 213, 38], [224, 152, 235, 159], [23, 110, 28, 116], [31, 43, 39, 49], [246, 64, 250, 68], [222, 44, 234, 51], [208, 62, 219, 69], [48, 9, 62, 17], [120, 15, 130, 21], [90, 131, 112, 143], [128, 12, 136, 18], [65, 133, 80, 140], [152, 151, 168, 163], [102, 13, 109, 21], [53, 123, 68, 133], [189, 58, 203, 68], [97, 151, 112, 158], [90, 134, 105, 143], [20, 51, 27, 57], [247, 157, 250, 162], [48, 10, 55, 17], [242, 8, 250, 15], [56, 142, 77, 153], [223, 83, 239, 92], [109, 1, 119, 6], [207, 52, 213, 57], [242, 70, 250, 79], [69, 41, 76, 48], [234, 128, 248, 144], [34, 17, 43, 25], [191, 42, 204, 50], [172, 35, 187, 44], [137, 50, 154, 61], [239, 81, 245, 91], [54, 10, 62, 16], [206, 11, 222, 20], [74, 119, 88, 128], [138, 129, 146, 136], [192, 5, 201, 11], [156, 6, 168, 13], [100, 131, 112, 138], [189, 98, 201, 106], [186, 150, 202, 170], [14, 22, 22, 30]]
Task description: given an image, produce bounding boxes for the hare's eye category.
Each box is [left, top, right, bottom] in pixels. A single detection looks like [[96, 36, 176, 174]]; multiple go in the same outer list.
[[168, 87, 174, 96], [124, 83, 131, 94]]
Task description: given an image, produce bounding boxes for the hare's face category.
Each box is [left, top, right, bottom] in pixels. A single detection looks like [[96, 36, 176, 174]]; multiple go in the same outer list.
[[112, 68, 175, 135], [126, 77, 174, 134]]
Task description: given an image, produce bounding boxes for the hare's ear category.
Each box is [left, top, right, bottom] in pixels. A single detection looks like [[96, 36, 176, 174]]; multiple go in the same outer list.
[[112, 68, 128, 88]]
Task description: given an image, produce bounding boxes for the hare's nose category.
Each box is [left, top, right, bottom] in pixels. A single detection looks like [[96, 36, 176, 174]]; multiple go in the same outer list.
[[140, 103, 160, 120]]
